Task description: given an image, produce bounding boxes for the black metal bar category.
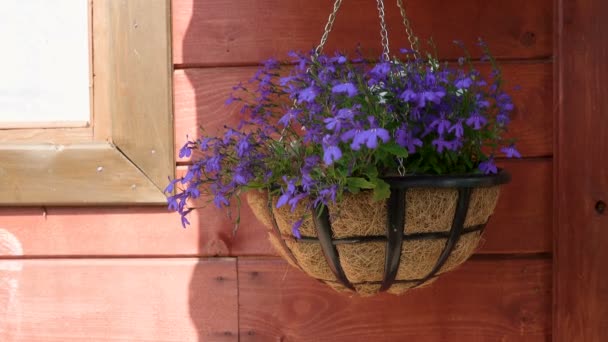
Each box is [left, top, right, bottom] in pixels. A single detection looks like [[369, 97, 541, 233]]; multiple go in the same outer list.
[[380, 188, 406, 291], [291, 224, 485, 245], [312, 205, 355, 290], [383, 169, 510, 189], [413, 187, 472, 288]]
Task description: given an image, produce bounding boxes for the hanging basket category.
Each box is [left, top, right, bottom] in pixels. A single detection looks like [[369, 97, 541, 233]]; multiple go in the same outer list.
[[248, 171, 510, 296]]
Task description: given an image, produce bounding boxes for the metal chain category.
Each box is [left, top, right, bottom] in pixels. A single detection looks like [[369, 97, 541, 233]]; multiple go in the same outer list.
[[396, 0, 420, 56], [315, 0, 343, 55], [397, 157, 406, 176], [376, 0, 391, 61]]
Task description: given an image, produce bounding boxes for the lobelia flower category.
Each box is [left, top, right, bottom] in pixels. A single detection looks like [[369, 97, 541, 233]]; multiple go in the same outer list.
[[479, 157, 498, 174], [291, 219, 303, 239], [298, 85, 319, 103], [350, 128, 390, 150], [465, 112, 488, 130], [449, 120, 464, 138], [432, 136, 455, 153], [417, 90, 446, 108], [331, 82, 358, 97], [430, 114, 452, 135], [501, 145, 521, 158], [323, 145, 342, 165], [395, 127, 423, 153]]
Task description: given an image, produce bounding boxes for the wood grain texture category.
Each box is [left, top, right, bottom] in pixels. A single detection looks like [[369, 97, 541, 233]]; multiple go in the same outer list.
[[554, 0, 608, 340], [0, 127, 92, 145], [173, 62, 552, 163], [0, 205, 229, 257], [0, 144, 166, 205], [96, 0, 175, 191], [172, 0, 552, 66], [0, 258, 238, 341], [91, 0, 113, 142], [238, 257, 551, 341]]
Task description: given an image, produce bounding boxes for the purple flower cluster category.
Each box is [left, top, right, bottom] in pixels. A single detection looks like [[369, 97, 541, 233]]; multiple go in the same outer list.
[[167, 42, 520, 236]]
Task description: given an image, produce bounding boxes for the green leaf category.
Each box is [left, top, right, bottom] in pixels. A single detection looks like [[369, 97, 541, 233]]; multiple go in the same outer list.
[[380, 142, 409, 158], [346, 177, 376, 190], [371, 178, 391, 201], [364, 165, 379, 179]]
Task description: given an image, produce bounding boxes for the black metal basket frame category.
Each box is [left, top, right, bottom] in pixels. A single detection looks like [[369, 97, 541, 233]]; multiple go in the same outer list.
[[267, 170, 511, 292]]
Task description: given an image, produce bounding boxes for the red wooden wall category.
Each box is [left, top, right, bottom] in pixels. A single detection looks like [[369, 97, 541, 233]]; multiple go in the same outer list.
[[0, 0, 553, 340]]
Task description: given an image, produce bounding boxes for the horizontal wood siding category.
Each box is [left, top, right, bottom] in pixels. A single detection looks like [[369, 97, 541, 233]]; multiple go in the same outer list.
[[172, 0, 552, 66], [0, 0, 553, 339], [238, 257, 551, 341], [173, 62, 553, 162], [0, 258, 237, 341]]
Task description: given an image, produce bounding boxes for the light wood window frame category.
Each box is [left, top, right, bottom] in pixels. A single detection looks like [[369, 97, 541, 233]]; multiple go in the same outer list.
[[0, 0, 173, 205]]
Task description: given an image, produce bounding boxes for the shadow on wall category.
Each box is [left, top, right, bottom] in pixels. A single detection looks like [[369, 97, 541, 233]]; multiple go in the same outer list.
[[183, 2, 236, 341]]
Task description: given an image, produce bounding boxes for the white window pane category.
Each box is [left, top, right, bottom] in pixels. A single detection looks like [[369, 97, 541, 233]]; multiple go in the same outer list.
[[0, 0, 90, 127]]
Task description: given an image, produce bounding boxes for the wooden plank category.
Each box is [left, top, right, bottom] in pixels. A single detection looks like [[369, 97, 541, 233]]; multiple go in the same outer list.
[[0, 127, 92, 144], [0, 206, 229, 257], [96, 0, 175, 191], [554, 0, 608, 340], [172, 0, 552, 66], [480, 158, 552, 254], [0, 144, 166, 205], [173, 62, 553, 163], [0, 258, 237, 341], [238, 257, 551, 341]]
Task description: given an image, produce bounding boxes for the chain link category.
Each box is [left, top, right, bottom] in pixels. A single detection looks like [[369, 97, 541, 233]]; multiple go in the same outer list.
[[396, 0, 420, 57], [376, 0, 391, 61], [397, 157, 406, 176], [315, 0, 343, 55]]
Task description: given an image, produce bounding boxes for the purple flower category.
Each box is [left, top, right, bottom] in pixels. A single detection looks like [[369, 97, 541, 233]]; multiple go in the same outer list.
[[235, 136, 250, 157], [332, 83, 358, 97], [417, 90, 446, 108], [400, 89, 417, 102], [455, 77, 473, 89], [370, 62, 391, 78], [279, 76, 296, 86], [179, 140, 193, 158], [351, 128, 390, 150], [276, 177, 297, 209], [465, 113, 488, 130], [315, 185, 338, 207], [430, 115, 452, 135], [395, 127, 423, 153], [164, 177, 179, 194], [501, 145, 521, 158], [479, 158, 498, 174], [204, 155, 222, 173], [213, 193, 229, 208], [336, 108, 355, 120], [496, 112, 510, 126], [449, 120, 464, 138], [298, 86, 319, 103], [323, 145, 342, 165], [278, 108, 301, 127], [292, 219, 303, 239], [432, 136, 454, 153]]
